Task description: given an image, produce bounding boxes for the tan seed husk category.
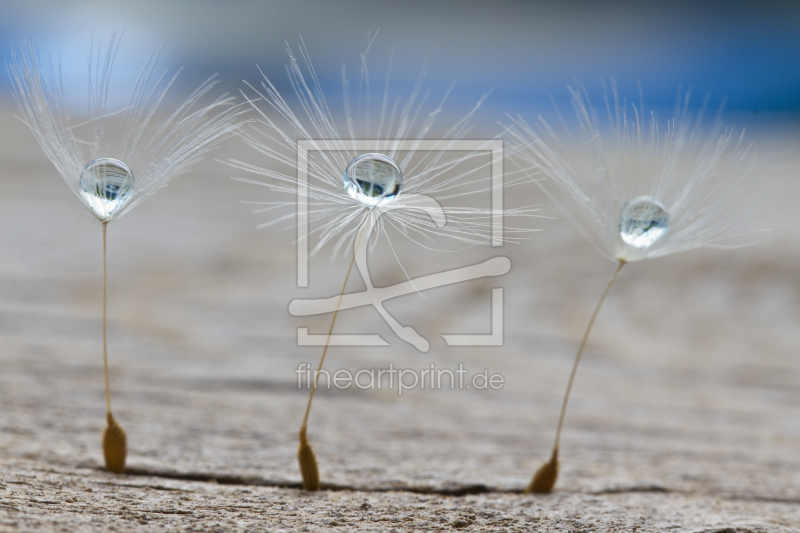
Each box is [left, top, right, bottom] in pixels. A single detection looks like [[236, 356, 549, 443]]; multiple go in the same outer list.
[[526, 447, 559, 493], [298, 428, 320, 491], [103, 412, 127, 473]]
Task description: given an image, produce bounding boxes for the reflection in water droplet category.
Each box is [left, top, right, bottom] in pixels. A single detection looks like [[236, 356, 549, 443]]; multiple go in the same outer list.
[[344, 153, 402, 207], [619, 196, 670, 249], [79, 158, 134, 221]]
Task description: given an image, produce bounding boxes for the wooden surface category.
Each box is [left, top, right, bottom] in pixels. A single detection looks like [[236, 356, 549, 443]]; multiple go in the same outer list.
[[1, 105, 799, 532]]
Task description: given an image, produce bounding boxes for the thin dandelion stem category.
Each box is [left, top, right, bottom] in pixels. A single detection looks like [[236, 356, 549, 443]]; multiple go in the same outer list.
[[102, 221, 112, 416], [101, 219, 126, 473], [299, 210, 370, 434], [551, 259, 625, 453]]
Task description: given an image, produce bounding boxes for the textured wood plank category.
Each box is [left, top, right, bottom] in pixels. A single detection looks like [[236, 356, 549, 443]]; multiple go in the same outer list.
[[1, 106, 799, 532]]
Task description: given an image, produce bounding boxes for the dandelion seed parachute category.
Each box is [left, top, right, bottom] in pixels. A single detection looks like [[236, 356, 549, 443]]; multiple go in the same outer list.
[[506, 81, 759, 493], [9, 36, 244, 223], [508, 81, 758, 263], [229, 40, 534, 259], [9, 34, 245, 473]]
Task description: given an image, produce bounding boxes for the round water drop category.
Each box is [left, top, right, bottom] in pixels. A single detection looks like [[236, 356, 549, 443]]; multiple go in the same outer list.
[[344, 153, 402, 207], [618, 196, 670, 249], [79, 158, 134, 221]]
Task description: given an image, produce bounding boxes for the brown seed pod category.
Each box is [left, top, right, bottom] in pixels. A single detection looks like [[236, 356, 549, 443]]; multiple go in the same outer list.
[[297, 428, 320, 491], [102, 412, 127, 473], [526, 448, 559, 494]]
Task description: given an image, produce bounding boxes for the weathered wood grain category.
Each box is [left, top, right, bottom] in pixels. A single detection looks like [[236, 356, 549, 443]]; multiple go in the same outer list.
[[1, 106, 798, 532]]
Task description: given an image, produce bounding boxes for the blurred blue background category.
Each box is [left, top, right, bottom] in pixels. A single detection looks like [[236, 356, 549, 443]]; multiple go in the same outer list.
[[1, 0, 798, 128]]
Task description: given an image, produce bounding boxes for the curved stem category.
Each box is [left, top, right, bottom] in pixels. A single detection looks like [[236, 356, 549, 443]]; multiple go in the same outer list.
[[299, 212, 370, 434], [102, 221, 112, 416], [551, 259, 625, 452]]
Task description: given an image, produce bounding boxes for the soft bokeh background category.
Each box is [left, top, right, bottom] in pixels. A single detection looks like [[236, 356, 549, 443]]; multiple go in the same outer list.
[[1, 0, 799, 122]]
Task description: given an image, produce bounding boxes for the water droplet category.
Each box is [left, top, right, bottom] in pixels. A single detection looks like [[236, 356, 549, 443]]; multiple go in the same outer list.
[[618, 196, 670, 249], [344, 153, 402, 207], [79, 158, 134, 221]]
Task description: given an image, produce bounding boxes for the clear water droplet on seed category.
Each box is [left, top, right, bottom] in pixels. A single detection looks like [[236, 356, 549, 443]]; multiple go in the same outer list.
[[618, 196, 669, 249], [79, 158, 134, 220], [344, 153, 402, 207]]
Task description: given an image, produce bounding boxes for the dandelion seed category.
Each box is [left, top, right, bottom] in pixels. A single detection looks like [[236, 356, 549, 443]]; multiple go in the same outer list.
[[506, 81, 759, 493], [9, 35, 244, 473], [230, 38, 537, 491]]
